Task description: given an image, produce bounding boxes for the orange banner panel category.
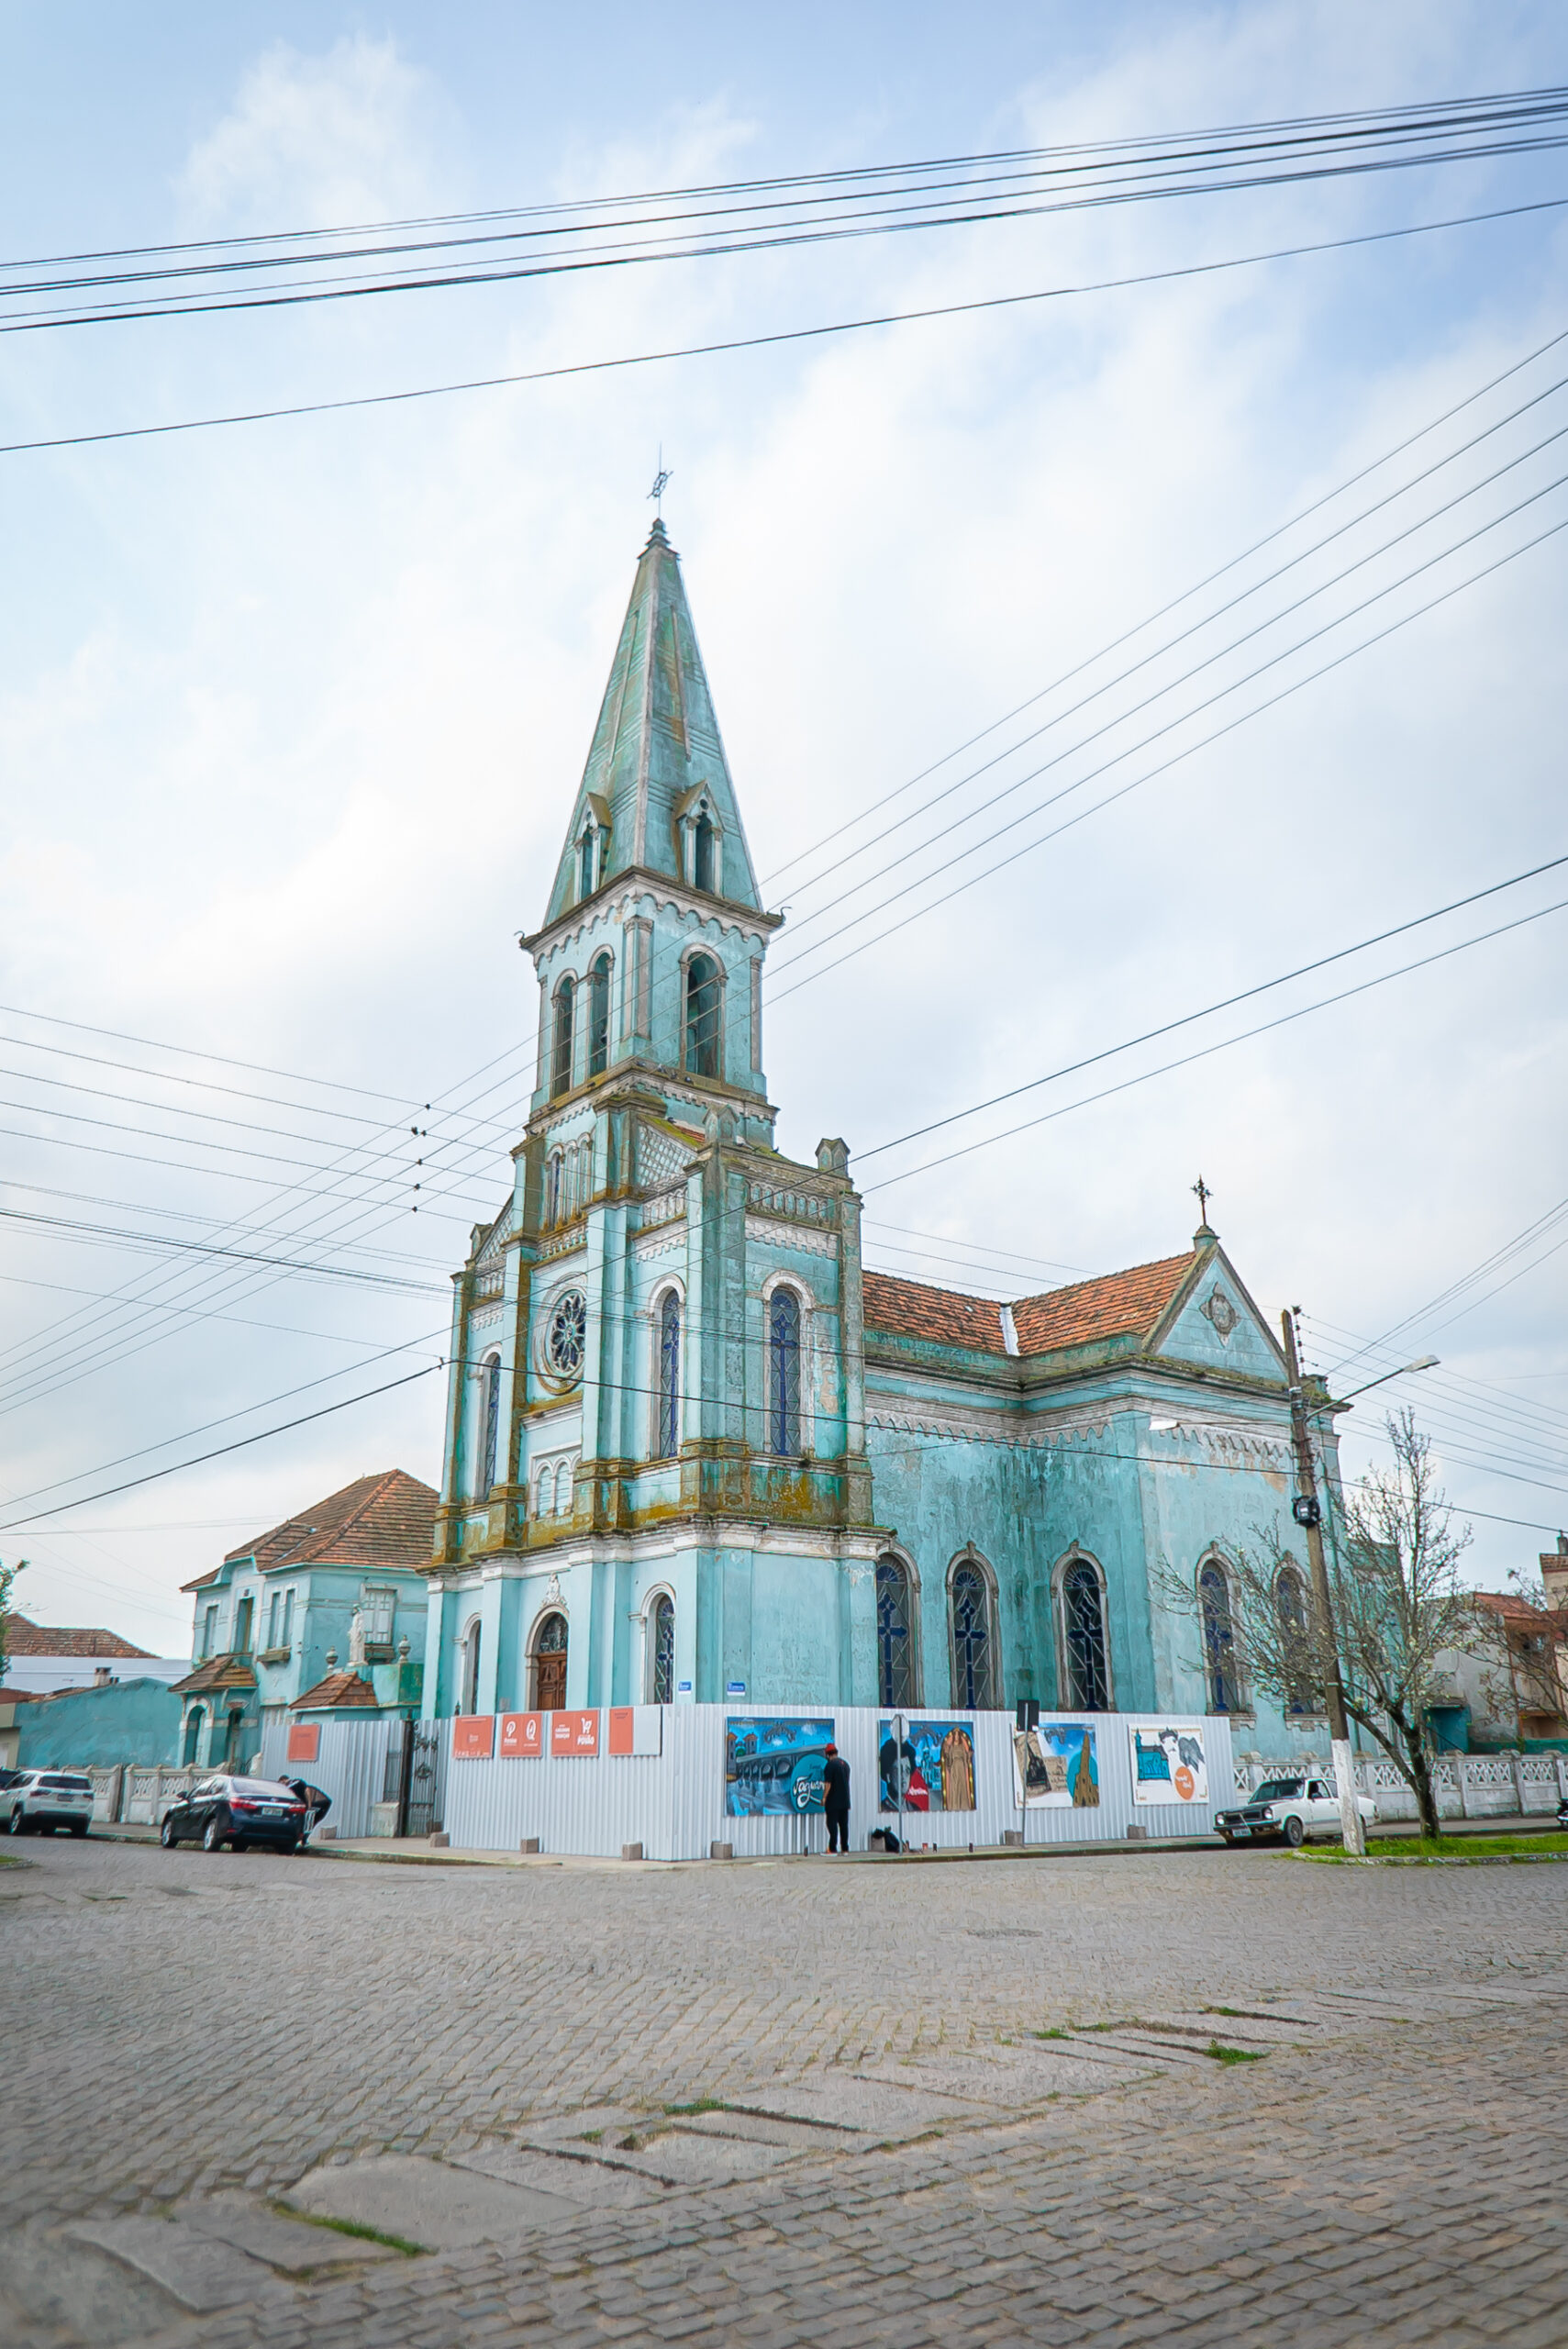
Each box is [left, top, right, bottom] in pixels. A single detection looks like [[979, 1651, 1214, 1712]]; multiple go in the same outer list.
[[607, 1707, 634, 1755], [499, 1710, 544, 1758], [550, 1709, 600, 1757], [285, 1723, 320, 1764], [452, 1714, 495, 1759]]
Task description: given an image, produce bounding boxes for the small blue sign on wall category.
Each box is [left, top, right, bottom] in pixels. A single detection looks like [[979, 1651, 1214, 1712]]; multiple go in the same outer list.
[[726, 1680, 747, 1697]]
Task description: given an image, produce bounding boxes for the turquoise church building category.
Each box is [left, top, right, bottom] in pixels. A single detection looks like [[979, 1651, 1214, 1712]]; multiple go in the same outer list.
[[422, 518, 1334, 1757]]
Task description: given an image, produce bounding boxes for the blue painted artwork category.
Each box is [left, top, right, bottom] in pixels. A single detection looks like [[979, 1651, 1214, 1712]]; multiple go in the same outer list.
[[1012, 1722, 1100, 1809], [725, 1717, 833, 1816]]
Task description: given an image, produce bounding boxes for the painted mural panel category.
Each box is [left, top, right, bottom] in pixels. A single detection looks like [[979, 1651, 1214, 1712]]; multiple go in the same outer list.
[[725, 1717, 833, 1816], [1012, 1723, 1099, 1809], [878, 1720, 977, 1812], [1129, 1723, 1208, 1806]]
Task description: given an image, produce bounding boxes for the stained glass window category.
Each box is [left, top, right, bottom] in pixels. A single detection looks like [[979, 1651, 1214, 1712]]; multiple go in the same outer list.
[[657, 1290, 681, 1460], [1199, 1560, 1241, 1713], [551, 974, 575, 1097], [545, 1289, 587, 1380], [951, 1563, 994, 1710], [1275, 1564, 1313, 1714], [480, 1352, 501, 1495], [876, 1556, 914, 1709], [651, 1594, 675, 1704], [1062, 1560, 1109, 1711], [769, 1287, 801, 1455]]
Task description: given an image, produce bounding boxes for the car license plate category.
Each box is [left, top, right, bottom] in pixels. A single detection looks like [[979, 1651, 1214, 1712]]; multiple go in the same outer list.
[[261, 1806, 282, 1817], [1232, 1827, 1251, 1839]]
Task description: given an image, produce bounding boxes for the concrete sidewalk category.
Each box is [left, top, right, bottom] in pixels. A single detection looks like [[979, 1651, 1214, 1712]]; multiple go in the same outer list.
[[83, 1811, 1568, 1868]]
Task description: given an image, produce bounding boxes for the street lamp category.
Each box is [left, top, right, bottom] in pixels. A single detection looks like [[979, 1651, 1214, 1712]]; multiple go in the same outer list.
[[1335, 1355, 1440, 1405]]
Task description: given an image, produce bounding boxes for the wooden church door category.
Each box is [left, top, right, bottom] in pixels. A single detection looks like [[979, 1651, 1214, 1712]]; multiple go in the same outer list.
[[534, 1612, 568, 1710]]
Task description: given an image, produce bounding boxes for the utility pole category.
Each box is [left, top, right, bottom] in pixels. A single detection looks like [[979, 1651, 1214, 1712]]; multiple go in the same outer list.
[[1280, 1310, 1366, 1856]]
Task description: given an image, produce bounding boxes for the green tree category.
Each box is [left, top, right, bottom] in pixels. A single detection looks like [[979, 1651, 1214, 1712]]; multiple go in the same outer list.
[[0, 1556, 28, 1689]]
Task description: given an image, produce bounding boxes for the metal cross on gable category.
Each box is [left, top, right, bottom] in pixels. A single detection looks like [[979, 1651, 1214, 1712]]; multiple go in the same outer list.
[[648, 446, 673, 516], [1192, 1174, 1214, 1225]]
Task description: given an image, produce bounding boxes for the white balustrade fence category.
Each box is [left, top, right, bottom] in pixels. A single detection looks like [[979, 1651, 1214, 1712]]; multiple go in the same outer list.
[[1237, 1751, 1568, 1821]]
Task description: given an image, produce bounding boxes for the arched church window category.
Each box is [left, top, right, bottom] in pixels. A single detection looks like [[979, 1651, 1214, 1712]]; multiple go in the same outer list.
[[579, 822, 598, 899], [533, 1609, 568, 1710], [950, 1561, 996, 1709], [479, 1352, 501, 1496], [876, 1555, 915, 1709], [685, 953, 721, 1078], [461, 1618, 483, 1715], [651, 1593, 675, 1704], [694, 811, 717, 894], [657, 1289, 681, 1460], [1062, 1559, 1110, 1711], [768, 1286, 802, 1455], [1198, 1559, 1242, 1714], [550, 974, 575, 1097], [1274, 1564, 1313, 1714], [588, 953, 611, 1078], [546, 1149, 563, 1227], [553, 1460, 573, 1517]]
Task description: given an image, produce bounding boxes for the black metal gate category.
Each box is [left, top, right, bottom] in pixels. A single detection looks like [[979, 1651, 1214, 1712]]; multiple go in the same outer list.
[[396, 1720, 444, 1838]]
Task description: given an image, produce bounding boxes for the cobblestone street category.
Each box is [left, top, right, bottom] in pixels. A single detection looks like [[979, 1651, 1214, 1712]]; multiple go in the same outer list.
[[5, 1832, 1566, 2347]]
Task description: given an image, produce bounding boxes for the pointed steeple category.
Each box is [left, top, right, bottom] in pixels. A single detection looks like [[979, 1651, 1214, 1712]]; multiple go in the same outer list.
[[541, 518, 762, 926]]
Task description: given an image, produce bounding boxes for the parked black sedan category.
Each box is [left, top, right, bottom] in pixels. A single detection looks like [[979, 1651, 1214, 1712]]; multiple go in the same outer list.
[[160, 1774, 308, 1854]]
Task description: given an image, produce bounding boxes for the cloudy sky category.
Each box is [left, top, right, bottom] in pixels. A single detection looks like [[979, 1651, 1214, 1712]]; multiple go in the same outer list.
[[2, 2, 1565, 1651]]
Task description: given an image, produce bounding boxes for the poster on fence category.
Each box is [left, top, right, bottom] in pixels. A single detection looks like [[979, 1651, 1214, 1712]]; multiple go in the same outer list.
[[879, 1720, 977, 1811], [1129, 1723, 1208, 1805], [725, 1717, 833, 1817], [1012, 1721, 1099, 1809]]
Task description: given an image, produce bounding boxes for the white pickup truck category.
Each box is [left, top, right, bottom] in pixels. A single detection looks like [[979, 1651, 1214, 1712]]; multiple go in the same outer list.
[[1214, 1773, 1378, 1848]]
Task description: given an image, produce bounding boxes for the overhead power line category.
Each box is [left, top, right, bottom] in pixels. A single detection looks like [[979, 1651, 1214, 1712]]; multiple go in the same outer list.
[[5, 195, 1564, 456]]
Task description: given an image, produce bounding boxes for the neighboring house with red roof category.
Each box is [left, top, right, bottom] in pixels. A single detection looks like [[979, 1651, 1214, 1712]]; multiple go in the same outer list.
[[419, 519, 1330, 1759], [173, 1470, 437, 1772], [0, 1615, 190, 1698]]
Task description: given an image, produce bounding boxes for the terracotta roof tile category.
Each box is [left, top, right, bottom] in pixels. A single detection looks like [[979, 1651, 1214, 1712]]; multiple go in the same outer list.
[[291, 1669, 380, 1712], [862, 1271, 1006, 1355], [863, 1252, 1196, 1363], [222, 1469, 438, 1575], [2, 1615, 153, 1658], [1010, 1254, 1194, 1356], [171, 1654, 259, 1696]]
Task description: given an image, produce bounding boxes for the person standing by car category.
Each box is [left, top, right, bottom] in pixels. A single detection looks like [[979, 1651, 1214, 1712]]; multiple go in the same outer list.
[[823, 1743, 851, 1854], [285, 1777, 331, 1847]]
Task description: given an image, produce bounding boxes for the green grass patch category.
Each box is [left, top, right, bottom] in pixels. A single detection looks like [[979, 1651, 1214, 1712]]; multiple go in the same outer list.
[[1299, 1831, 1568, 1865], [1205, 2041, 1265, 2065], [276, 2207, 424, 2257], [1033, 2028, 1071, 2041], [578, 2129, 604, 2142], [662, 2097, 728, 2116]]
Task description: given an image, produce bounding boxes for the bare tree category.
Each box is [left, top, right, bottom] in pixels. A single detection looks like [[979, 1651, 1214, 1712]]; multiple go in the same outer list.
[[1160, 1413, 1475, 1838]]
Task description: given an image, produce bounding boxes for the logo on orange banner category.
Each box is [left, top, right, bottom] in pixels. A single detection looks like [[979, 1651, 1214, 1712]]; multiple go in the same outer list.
[[499, 1711, 544, 1757], [452, 1714, 495, 1759], [608, 1707, 634, 1755], [550, 1709, 600, 1757], [285, 1722, 320, 1765]]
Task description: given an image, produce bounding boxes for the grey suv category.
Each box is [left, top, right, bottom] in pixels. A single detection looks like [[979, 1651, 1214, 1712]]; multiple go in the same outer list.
[[4, 1769, 94, 1835]]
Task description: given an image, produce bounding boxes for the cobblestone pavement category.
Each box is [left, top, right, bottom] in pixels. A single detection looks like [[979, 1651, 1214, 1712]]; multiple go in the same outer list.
[[5, 1832, 1567, 2346]]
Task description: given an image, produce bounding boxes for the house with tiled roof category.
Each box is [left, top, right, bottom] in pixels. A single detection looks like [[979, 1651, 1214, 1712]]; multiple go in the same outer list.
[[417, 518, 1335, 1761], [173, 1470, 436, 1771]]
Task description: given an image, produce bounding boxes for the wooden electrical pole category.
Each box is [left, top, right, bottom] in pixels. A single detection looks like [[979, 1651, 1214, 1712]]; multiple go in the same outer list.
[[1281, 1308, 1366, 1856]]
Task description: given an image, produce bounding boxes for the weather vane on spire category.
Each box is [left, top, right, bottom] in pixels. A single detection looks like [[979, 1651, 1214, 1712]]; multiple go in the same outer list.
[[648, 446, 673, 518], [1192, 1174, 1214, 1228]]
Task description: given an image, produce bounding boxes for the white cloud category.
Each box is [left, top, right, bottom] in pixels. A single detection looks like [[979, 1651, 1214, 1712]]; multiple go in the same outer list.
[[178, 34, 436, 229]]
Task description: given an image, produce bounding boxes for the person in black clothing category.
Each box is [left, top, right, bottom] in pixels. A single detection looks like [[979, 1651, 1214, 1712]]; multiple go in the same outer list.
[[822, 1743, 851, 1853]]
